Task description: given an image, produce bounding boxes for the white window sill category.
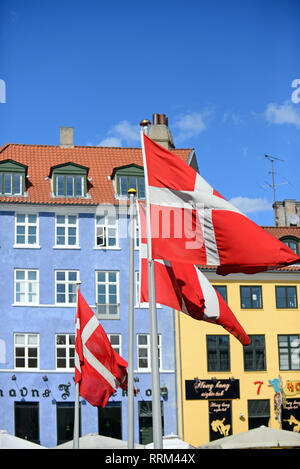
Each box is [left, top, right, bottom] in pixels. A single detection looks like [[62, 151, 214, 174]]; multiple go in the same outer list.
[[13, 245, 41, 249], [53, 245, 81, 250]]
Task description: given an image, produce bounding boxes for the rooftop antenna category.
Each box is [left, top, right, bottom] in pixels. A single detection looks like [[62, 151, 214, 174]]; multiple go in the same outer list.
[[261, 154, 289, 203]]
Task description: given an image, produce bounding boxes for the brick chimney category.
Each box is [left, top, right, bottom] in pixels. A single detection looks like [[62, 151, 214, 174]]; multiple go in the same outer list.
[[59, 127, 74, 148], [148, 113, 175, 149]]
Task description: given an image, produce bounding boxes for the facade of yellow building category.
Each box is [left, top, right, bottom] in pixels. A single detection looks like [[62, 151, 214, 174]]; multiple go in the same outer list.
[[176, 225, 300, 448]]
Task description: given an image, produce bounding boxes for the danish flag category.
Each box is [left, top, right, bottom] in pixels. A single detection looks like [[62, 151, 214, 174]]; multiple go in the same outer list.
[[137, 201, 250, 345], [75, 291, 128, 407], [141, 133, 300, 275]]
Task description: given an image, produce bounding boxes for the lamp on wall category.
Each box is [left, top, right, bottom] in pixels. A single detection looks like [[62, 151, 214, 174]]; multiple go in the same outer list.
[[42, 376, 48, 382]]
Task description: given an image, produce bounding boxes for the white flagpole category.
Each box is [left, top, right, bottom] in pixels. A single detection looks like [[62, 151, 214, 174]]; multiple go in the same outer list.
[[127, 188, 136, 449], [140, 122, 163, 449], [73, 281, 82, 450]]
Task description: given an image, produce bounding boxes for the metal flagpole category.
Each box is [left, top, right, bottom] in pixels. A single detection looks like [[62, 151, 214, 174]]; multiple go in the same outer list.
[[127, 188, 136, 449], [140, 121, 163, 449], [73, 281, 82, 450]]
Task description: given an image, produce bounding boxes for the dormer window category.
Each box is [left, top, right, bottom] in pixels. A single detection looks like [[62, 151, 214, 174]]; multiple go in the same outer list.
[[111, 164, 145, 199], [49, 162, 89, 198], [0, 160, 27, 196], [280, 236, 299, 255]]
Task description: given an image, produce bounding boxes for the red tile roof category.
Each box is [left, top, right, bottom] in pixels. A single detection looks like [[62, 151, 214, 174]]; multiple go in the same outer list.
[[0, 143, 193, 205]]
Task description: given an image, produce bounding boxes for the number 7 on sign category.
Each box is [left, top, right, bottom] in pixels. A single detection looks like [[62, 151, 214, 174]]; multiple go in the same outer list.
[[254, 381, 263, 395]]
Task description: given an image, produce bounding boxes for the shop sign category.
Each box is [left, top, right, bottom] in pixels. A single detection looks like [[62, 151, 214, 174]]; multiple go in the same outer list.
[[282, 399, 300, 432], [185, 379, 240, 400], [284, 380, 300, 396], [209, 401, 232, 441]]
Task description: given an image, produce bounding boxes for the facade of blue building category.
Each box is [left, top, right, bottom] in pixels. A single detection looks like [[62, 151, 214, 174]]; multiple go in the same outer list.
[[0, 117, 196, 448]]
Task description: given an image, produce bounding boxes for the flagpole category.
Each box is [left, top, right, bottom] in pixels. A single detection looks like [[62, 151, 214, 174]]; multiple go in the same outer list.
[[140, 121, 163, 449], [73, 281, 82, 450], [128, 188, 136, 449]]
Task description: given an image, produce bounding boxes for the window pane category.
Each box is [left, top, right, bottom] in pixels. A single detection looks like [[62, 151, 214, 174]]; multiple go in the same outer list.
[[139, 177, 145, 198], [16, 214, 25, 223], [4, 173, 12, 194], [16, 270, 25, 280], [138, 335, 148, 345], [15, 334, 25, 345], [129, 177, 137, 191], [76, 176, 83, 196], [14, 174, 21, 194], [119, 176, 127, 196], [57, 176, 64, 196], [66, 176, 74, 196], [56, 335, 66, 345]]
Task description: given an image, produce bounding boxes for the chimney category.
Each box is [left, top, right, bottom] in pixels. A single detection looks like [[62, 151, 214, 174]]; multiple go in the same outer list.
[[148, 113, 175, 149], [273, 199, 300, 226], [59, 127, 74, 148]]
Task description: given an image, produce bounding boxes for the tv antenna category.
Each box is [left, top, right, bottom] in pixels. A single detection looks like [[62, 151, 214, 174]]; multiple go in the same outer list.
[[261, 154, 290, 203]]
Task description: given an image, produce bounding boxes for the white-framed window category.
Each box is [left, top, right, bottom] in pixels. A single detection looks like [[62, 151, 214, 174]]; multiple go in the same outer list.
[[14, 333, 39, 369], [56, 174, 84, 197], [107, 334, 122, 356], [15, 213, 39, 247], [55, 333, 75, 370], [135, 271, 148, 308], [1, 173, 22, 195], [95, 213, 118, 248], [55, 214, 78, 247], [55, 270, 79, 305], [137, 334, 161, 372], [14, 269, 39, 305], [96, 271, 120, 319]]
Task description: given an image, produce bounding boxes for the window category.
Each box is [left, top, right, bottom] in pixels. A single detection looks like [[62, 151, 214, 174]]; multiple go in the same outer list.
[[55, 270, 79, 305], [107, 334, 122, 355], [137, 334, 161, 371], [276, 286, 298, 309], [50, 162, 89, 198], [135, 271, 148, 308], [248, 400, 270, 430], [278, 335, 300, 370], [56, 334, 75, 369], [213, 285, 227, 302], [15, 213, 39, 246], [14, 333, 39, 369], [207, 335, 230, 372], [243, 335, 266, 371], [280, 236, 299, 254], [14, 269, 39, 304], [0, 160, 27, 196], [95, 213, 118, 248], [112, 164, 145, 199], [96, 271, 119, 318], [55, 215, 78, 247], [240, 286, 262, 309]]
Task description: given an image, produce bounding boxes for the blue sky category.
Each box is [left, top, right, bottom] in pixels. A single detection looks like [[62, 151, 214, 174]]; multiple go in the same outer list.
[[1, 0, 299, 226]]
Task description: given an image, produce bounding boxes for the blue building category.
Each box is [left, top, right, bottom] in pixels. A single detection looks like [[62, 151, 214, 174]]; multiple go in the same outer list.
[[0, 116, 198, 448]]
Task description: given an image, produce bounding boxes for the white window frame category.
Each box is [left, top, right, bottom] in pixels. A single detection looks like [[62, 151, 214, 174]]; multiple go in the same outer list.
[[107, 333, 122, 356], [95, 271, 120, 319], [55, 270, 79, 305], [14, 333, 39, 369], [137, 334, 161, 372], [54, 214, 79, 248], [55, 333, 75, 370], [14, 269, 39, 305], [95, 213, 119, 249], [14, 213, 39, 248], [134, 218, 140, 250]]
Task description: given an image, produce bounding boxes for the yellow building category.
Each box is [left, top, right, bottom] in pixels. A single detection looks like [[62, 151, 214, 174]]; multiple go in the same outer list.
[[176, 225, 300, 448]]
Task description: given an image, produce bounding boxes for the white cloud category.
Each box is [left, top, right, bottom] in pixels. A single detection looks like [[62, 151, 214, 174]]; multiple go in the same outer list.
[[229, 196, 272, 214], [98, 136, 122, 147], [97, 120, 140, 147], [265, 101, 300, 129], [173, 111, 213, 142]]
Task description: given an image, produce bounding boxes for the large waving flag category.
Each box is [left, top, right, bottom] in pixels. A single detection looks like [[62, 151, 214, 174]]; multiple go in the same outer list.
[[141, 133, 300, 275], [75, 291, 128, 407], [137, 201, 250, 345]]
